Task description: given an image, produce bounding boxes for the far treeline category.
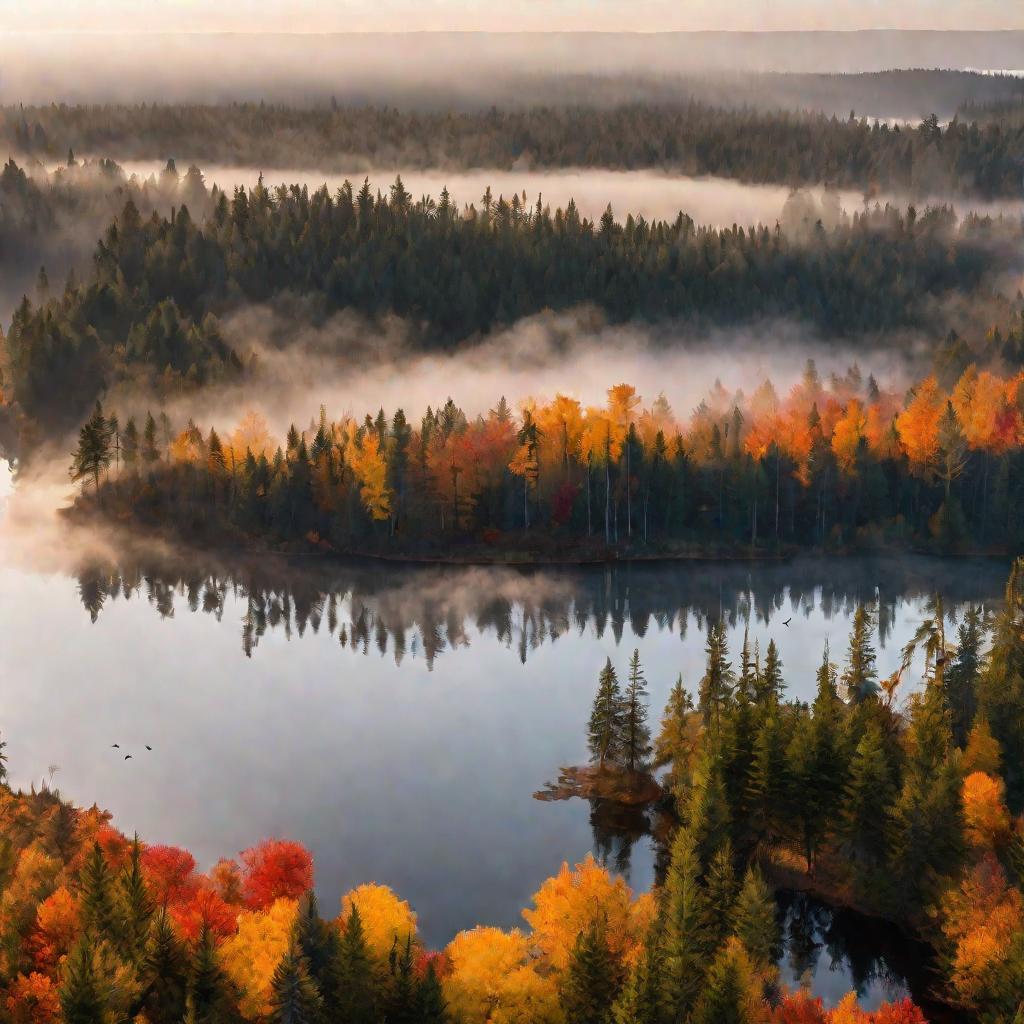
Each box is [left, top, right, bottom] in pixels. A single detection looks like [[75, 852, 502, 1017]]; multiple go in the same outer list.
[[3, 173, 1022, 438], [70, 359, 1024, 558], [3, 91, 1024, 196]]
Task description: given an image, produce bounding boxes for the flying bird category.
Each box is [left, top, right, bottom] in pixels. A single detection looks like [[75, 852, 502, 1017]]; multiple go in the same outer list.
[[783, 618, 792, 627], [145, 745, 152, 751], [124, 754, 132, 760], [111, 743, 119, 748]]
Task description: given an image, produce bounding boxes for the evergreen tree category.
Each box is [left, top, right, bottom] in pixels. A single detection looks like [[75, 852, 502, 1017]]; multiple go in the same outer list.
[[702, 841, 738, 949], [386, 935, 418, 1024], [335, 905, 375, 1024], [187, 923, 242, 1024], [842, 720, 896, 894], [842, 604, 878, 703], [690, 939, 757, 1024], [589, 658, 624, 769], [118, 834, 154, 962], [661, 825, 711, 1018], [139, 909, 190, 1024], [731, 867, 778, 969], [746, 701, 790, 847], [269, 942, 323, 1024], [699, 622, 734, 731], [621, 649, 652, 773], [79, 841, 118, 937], [945, 605, 985, 748], [70, 401, 113, 492], [295, 891, 339, 1007], [143, 412, 160, 464], [60, 936, 107, 1024], [757, 639, 784, 705], [416, 961, 448, 1024], [560, 919, 621, 1024], [610, 926, 662, 1024]]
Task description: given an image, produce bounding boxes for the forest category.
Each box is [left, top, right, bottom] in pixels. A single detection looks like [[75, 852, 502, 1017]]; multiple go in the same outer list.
[[3, 85, 1024, 196], [3, 168, 1022, 441], [1, 555, 1023, 1022], [69, 357, 1024, 559]]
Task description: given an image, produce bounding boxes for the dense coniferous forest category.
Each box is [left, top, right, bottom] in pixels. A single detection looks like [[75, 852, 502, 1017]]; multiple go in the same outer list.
[[4, 92, 1024, 196], [3, 173, 1021, 439], [72, 357, 1024, 558], [1, 555, 1023, 1021]]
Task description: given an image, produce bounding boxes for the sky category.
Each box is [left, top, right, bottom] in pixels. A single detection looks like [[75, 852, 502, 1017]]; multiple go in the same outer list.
[[2, 0, 1022, 33]]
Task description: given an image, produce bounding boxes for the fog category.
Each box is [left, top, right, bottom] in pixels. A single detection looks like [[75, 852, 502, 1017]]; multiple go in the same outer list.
[[2, 32, 1023, 106], [107, 162, 1024, 226]]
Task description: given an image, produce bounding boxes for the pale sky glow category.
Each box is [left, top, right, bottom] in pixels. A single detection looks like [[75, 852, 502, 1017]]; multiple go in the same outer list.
[[2, 0, 1022, 33]]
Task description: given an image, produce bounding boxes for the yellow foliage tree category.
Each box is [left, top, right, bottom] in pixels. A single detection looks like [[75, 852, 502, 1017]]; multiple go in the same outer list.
[[443, 927, 559, 1024], [340, 884, 417, 959], [521, 855, 652, 971], [962, 772, 1012, 850], [895, 376, 945, 474], [831, 399, 866, 475], [220, 897, 299, 1019], [227, 411, 274, 470], [346, 433, 392, 522]]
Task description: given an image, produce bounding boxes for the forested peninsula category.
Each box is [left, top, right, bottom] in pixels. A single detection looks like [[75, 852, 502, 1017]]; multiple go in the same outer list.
[[68, 360, 1024, 562]]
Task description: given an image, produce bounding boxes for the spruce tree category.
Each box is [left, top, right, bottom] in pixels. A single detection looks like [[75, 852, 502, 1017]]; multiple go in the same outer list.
[[335, 905, 375, 1024], [70, 401, 113, 492], [731, 867, 778, 969], [589, 658, 624, 769], [387, 935, 418, 1024], [79, 842, 118, 937], [746, 702, 790, 847], [560, 919, 621, 1024], [295, 891, 340, 1007], [661, 825, 711, 1018], [622, 649, 652, 773], [187, 923, 242, 1024], [269, 942, 323, 1024], [946, 605, 985, 747], [610, 923, 662, 1024], [139, 909, 190, 1024], [842, 720, 896, 895], [702, 841, 738, 949], [689, 939, 757, 1024], [757, 639, 784, 705], [118, 834, 154, 963], [842, 605, 878, 703], [699, 622, 734, 731], [416, 961, 448, 1024], [60, 936, 106, 1024]]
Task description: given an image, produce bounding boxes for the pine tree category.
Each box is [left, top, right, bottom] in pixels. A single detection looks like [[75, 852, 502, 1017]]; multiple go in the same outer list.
[[746, 701, 790, 847], [589, 658, 624, 769], [809, 644, 846, 838], [610, 926, 662, 1024], [60, 937, 106, 1024], [387, 935, 418, 1024], [143, 411, 160, 464], [702, 841, 738, 949], [689, 939, 757, 1024], [140, 909, 190, 1024], [560, 919, 621, 1024], [621, 649, 652, 773], [842, 605, 878, 703], [187, 923, 241, 1024], [70, 401, 113, 492], [786, 714, 826, 873], [79, 842, 118, 937], [842, 720, 896, 893], [269, 942, 323, 1024], [335, 905, 375, 1024], [757, 639, 784, 705], [699, 622, 734, 731], [654, 675, 694, 779], [295, 891, 339, 1007], [118, 834, 154, 963], [731, 867, 778, 969], [416, 961, 448, 1024], [661, 825, 711, 1018], [945, 605, 984, 747]]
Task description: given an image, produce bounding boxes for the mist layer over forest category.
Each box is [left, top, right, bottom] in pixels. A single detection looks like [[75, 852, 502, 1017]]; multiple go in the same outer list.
[[2, 31, 1023, 105]]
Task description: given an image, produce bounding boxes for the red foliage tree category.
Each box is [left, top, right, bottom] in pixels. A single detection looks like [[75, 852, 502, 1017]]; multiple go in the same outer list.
[[142, 845, 199, 907], [240, 840, 314, 910]]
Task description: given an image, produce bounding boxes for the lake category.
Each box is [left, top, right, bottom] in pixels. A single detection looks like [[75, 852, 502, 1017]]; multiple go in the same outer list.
[[0, 462, 1005, 1009]]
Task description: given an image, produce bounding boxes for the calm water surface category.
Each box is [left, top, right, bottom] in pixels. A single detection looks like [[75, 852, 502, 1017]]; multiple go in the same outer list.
[[0, 465, 1006, 1009]]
